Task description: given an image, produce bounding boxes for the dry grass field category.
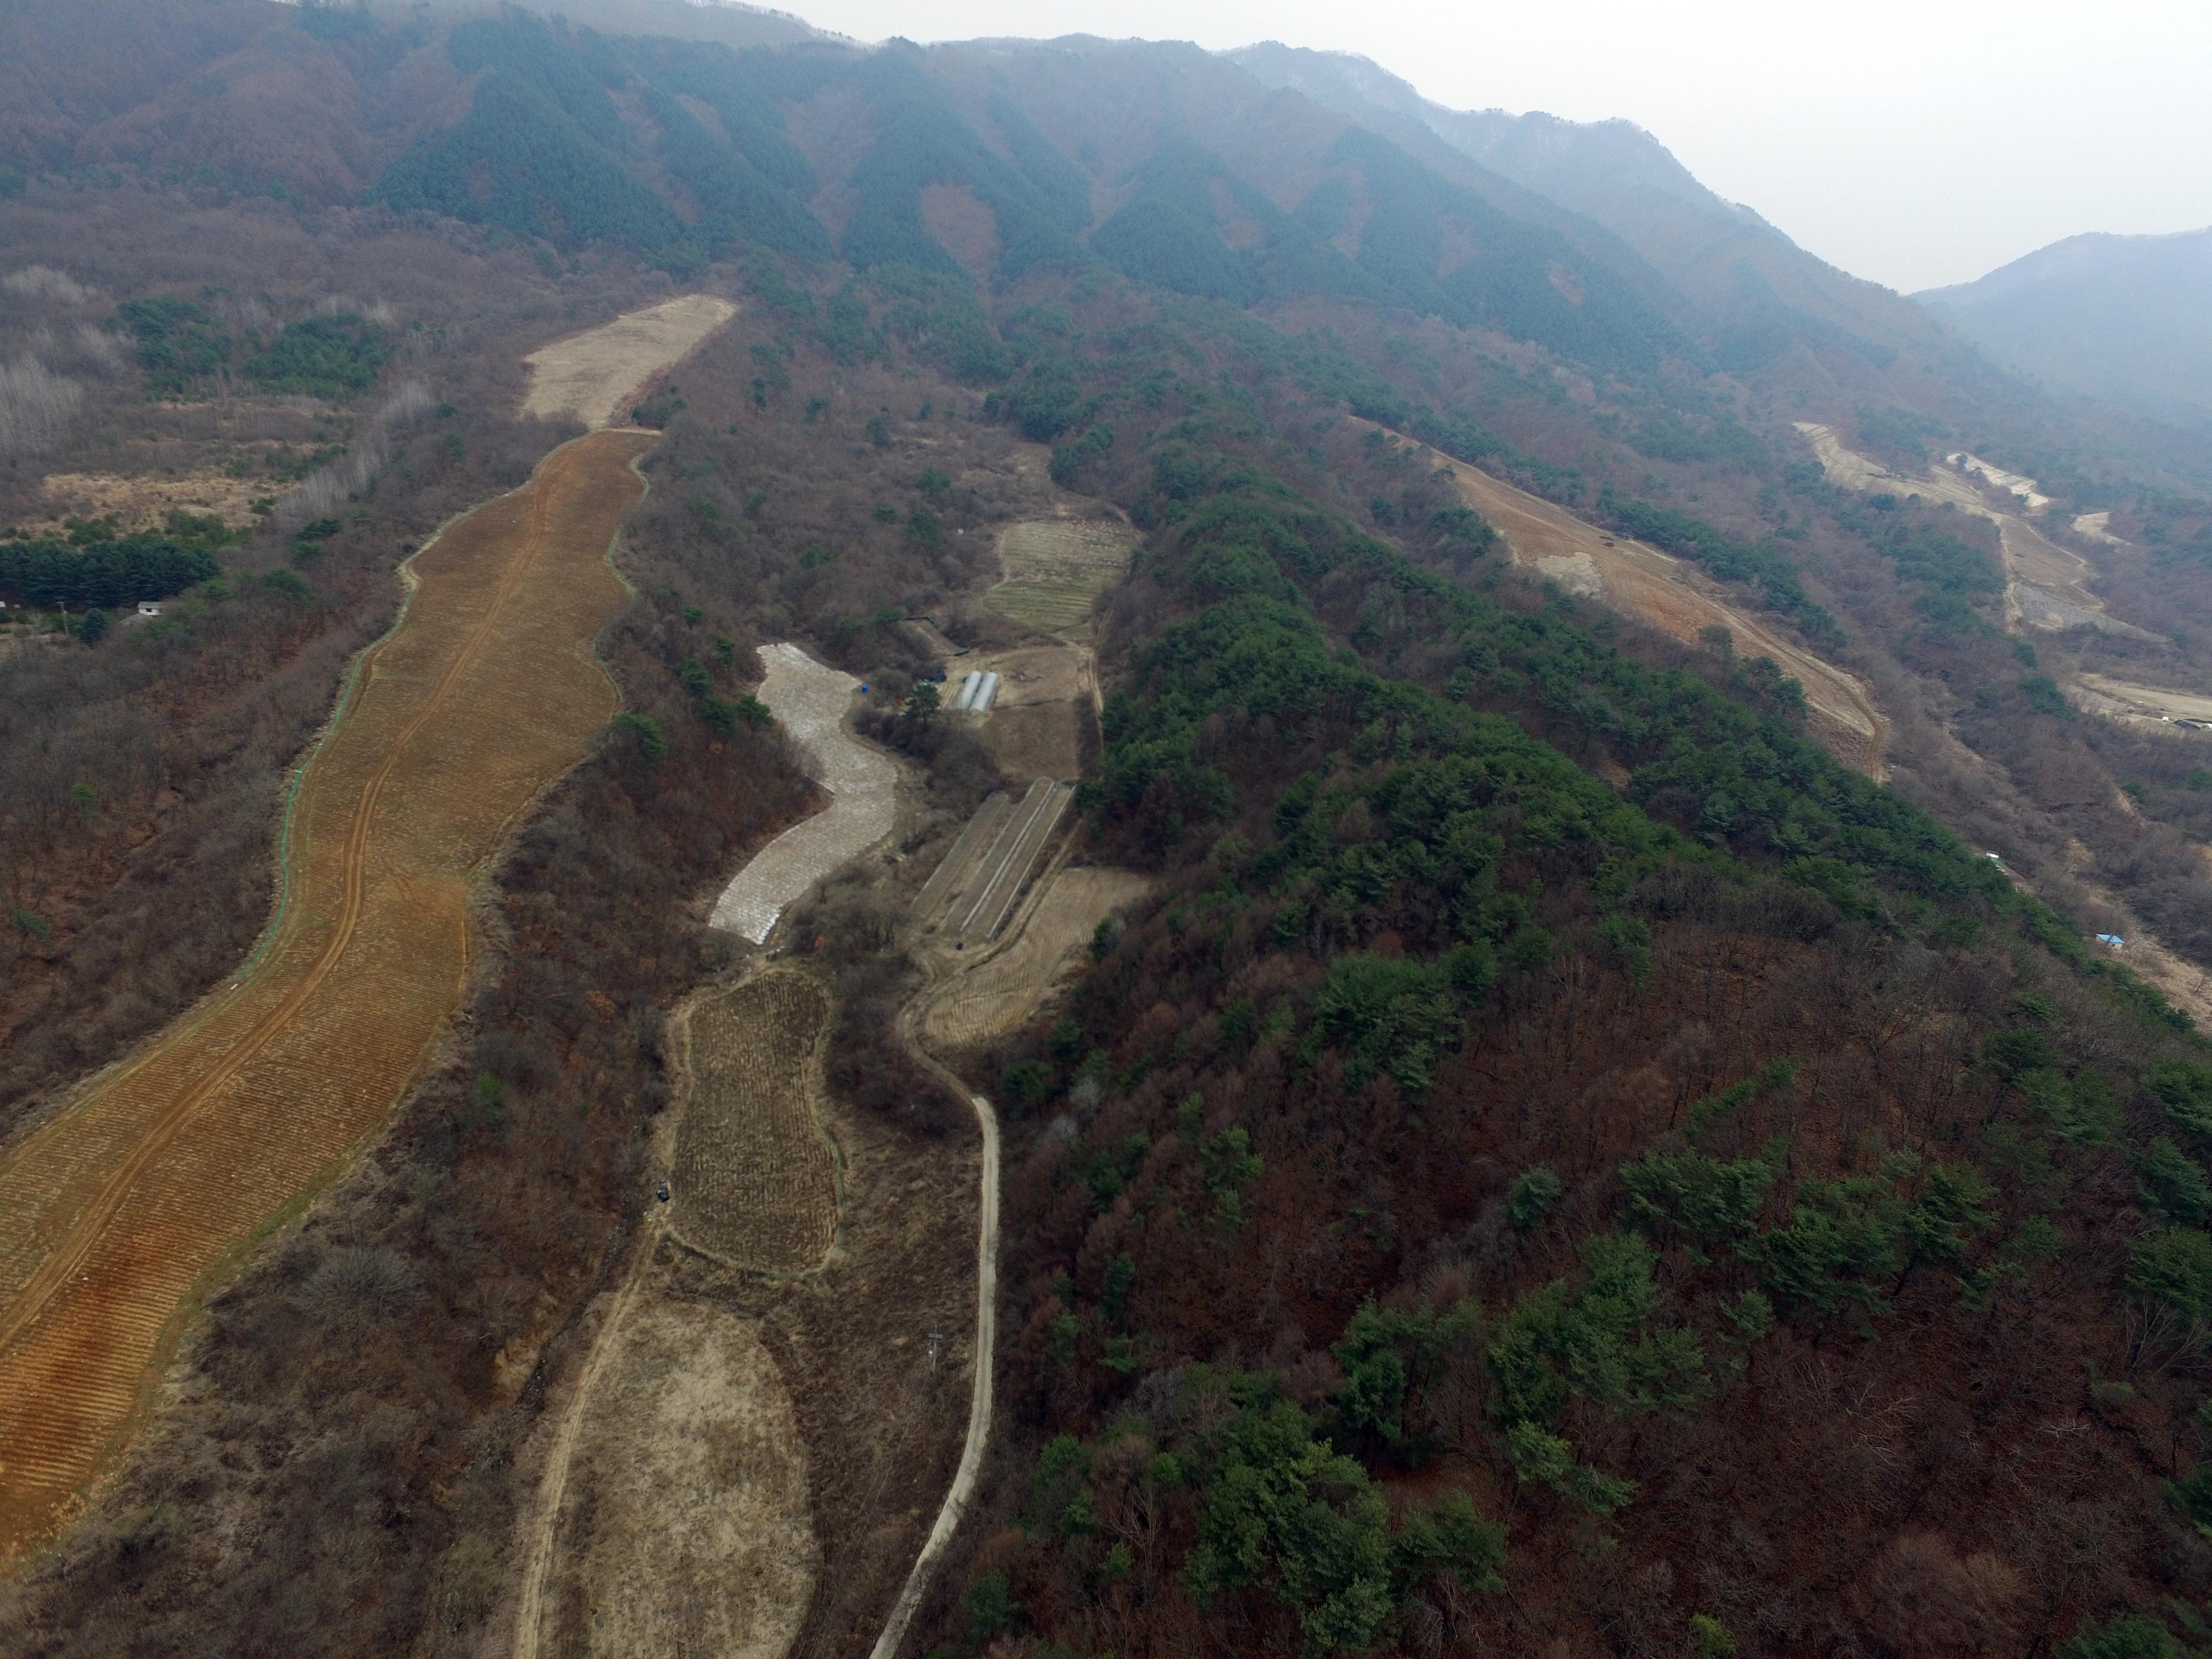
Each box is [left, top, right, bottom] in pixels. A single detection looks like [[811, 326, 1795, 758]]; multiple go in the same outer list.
[[922, 867, 1151, 1051], [669, 972, 841, 1276], [535, 1291, 818, 1659], [983, 515, 1141, 638], [29, 468, 269, 529], [1365, 422, 1889, 775], [0, 428, 654, 1564], [521, 294, 735, 430]]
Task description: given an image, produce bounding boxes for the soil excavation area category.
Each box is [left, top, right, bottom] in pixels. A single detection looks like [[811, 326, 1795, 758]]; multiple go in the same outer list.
[[1793, 422, 2151, 640], [521, 294, 737, 431], [1367, 424, 1888, 776], [0, 427, 656, 1564], [2073, 674, 2212, 729]]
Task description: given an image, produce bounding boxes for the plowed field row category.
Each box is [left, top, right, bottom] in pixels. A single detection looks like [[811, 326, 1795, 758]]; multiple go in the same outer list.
[[984, 517, 1140, 637], [0, 429, 657, 1564], [669, 971, 840, 1275]]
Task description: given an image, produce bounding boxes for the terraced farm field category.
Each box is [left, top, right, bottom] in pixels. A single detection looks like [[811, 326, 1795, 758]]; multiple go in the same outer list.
[[921, 867, 1152, 1051], [913, 780, 1075, 945], [984, 516, 1141, 637], [0, 428, 656, 1564], [669, 971, 841, 1274]]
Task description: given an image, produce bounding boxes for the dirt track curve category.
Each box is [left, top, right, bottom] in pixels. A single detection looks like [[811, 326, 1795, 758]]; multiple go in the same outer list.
[[0, 429, 657, 1563]]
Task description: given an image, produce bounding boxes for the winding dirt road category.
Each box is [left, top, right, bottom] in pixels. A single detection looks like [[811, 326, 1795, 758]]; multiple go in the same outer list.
[[869, 1021, 999, 1659], [0, 430, 656, 1563]]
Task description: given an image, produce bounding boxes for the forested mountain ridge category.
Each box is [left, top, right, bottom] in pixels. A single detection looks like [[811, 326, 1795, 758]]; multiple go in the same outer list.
[[1227, 41, 2022, 416], [10, 2, 2212, 1656], [0, 2, 2022, 421]]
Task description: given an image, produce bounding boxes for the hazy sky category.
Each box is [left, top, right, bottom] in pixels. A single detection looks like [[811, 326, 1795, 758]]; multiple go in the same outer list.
[[783, 0, 2212, 294]]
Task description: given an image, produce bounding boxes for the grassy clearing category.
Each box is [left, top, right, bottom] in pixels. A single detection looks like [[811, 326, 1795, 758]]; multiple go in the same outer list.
[[670, 971, 840, 1274], [984, 517, 1140, 637], [541, 1292, 818, 1659]]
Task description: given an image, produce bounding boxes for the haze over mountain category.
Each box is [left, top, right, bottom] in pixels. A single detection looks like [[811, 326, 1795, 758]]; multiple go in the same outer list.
[[1918, 227, 2212, 423]]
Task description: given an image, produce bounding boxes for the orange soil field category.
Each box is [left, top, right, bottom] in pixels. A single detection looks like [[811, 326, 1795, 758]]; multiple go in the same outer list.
[[0, 428, 656, 1564], [668, 972, 841, 1275]]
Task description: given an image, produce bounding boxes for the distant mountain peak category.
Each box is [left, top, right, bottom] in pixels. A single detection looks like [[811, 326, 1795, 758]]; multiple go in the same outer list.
[[1917, 225, 2212, 418]]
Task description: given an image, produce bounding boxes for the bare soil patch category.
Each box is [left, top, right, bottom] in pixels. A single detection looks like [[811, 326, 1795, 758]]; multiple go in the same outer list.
[[709, 643, 898, 943], [2074, 674, 2212, 728], [521, 294, 736, 430], [981, 701, 1081, 780], [961, 643, 1090, 778], [984, 515, 1141, 638], [0, 429, 655, 1564], [922, 866, 1152, 1052], [1377, 423, 1887, 775], [966, 643, 1087, 706], [539, 1289, 819, 1659], [670, 971, 841, 1276]]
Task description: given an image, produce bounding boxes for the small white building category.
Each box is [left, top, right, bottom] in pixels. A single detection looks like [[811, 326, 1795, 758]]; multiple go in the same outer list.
[[137, 602, 161, 618]]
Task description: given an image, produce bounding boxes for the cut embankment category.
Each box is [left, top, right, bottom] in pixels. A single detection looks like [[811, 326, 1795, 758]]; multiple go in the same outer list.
[[708, 643, 897, 943], [2073, 675, 2212, 729], [1371, 425, 1887, 775], [669, 971, 841, 1275], [0, 429, 656, 1565], [521, 294, 735, 431]]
